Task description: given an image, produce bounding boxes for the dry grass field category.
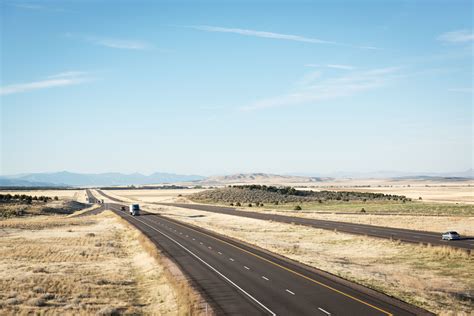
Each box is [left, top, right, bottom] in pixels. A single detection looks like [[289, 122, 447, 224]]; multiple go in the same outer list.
[[102, 189, 204, 203], [308, 183, 473, 204], [0, 190, 89, 204], [144, 204, 473, 315], [0, 212, 188, 315], [0, 189, 84, 199], [1, 200, 88, 218]]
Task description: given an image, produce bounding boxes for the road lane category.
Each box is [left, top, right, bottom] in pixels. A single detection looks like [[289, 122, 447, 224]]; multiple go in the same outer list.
[[92, 189, 429, 316], [159, 202, 473, 250]]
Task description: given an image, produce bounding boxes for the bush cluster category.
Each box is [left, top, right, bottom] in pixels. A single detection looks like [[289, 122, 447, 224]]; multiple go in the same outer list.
[[0, 194, 55, 204], [191, 185, 410, 205]]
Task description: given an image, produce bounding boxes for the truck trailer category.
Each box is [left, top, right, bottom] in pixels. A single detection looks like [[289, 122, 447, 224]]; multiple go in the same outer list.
[[129, 204, 140, 216]]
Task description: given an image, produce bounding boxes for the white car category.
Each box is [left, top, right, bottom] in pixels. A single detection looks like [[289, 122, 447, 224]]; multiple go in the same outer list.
[[442, 231, 461, 240]]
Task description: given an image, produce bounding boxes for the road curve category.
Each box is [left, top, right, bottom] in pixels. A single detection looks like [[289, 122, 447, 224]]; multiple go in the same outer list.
[[159, 202, 473, 251], [92, 190, 430, 316]]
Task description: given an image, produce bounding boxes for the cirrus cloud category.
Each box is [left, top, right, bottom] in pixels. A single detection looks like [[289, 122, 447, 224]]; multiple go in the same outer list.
[[438, 30, 474, 43], [0, 72, 91, 96]]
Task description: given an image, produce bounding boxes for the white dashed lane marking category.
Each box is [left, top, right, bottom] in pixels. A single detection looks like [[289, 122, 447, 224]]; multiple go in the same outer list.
[[318, 307, 331, 315], [262, 276, 269, 281], [244, 266, 250, 270], [286, 289, 295, 295]]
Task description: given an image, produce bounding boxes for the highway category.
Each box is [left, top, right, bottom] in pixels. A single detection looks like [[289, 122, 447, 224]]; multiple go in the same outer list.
[[159, 202, 474, 251], [91, 190, 428, 315], [85, 189, 100, 204]]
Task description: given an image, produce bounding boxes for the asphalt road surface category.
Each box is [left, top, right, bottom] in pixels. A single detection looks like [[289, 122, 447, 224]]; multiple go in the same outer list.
[[91, 190, 428, 316], [159, 203, 473, 251], [85, 189, 100, 204]]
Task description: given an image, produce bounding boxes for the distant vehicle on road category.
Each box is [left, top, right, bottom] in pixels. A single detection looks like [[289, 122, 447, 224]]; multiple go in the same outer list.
[[442, 231, 461, 240], [129, 204, 140, 216]]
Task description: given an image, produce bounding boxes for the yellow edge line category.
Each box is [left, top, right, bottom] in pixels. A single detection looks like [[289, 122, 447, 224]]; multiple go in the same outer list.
[[158, 213, 393, 316]]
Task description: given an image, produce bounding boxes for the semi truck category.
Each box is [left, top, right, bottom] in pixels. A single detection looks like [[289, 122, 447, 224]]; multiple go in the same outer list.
[[129, 204, 140, 216]]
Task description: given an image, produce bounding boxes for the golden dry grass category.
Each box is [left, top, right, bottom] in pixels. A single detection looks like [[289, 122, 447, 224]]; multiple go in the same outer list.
[[0, 212, 181, 315], [234, 209, 474, 235], [309, 183, 474, 204], [1, 200, 88, 219], [102, 189, 205, 203], [0, 190, 86, 200], [145, 204, 474, 315]]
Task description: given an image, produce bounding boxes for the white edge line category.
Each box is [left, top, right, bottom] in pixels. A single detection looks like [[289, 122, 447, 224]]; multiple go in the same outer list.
[[130, 216, 276, 316]]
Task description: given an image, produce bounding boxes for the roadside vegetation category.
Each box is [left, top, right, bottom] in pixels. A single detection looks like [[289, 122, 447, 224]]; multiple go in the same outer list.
[[0, 212, 188, 315], [0, 194, 86, 218], [190, 186, 474, 216], [191, 185, 410, 204]]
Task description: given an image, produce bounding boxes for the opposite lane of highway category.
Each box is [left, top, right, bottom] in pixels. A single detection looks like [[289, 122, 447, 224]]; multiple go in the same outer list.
[[159, 202, 473, 250]]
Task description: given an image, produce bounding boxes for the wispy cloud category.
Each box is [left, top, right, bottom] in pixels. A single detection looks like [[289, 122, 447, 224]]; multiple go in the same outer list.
[[438, 30, 474, 43], [65, 33, 152, 50], [189, 25, 337, 44], [0, 72, 91, 96], [88, 37, 151, 50], [47, 71, 88, 79], [241, 67, 399, 111], [305, 64, 356, 70], [189, 25, 379, 49], [327, 64, 356, 70]]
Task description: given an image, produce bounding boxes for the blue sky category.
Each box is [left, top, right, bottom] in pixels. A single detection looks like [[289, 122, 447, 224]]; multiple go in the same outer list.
[[1, 0, 472, 176]]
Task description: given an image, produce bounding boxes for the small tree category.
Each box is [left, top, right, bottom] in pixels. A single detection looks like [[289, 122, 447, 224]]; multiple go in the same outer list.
[[54, 196, 59, 201], [230, 202, 234, 206], [360, 208, 366, 213], [294, 205, 302, 211], [236, 202, 241, 207], [248, 203, 252, 207]]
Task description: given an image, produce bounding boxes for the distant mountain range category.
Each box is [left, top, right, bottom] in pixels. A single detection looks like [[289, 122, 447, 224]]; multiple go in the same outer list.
[[287, 169, 474, 179], [201, 173, 330, 185], [0, 169, 472, 187], [0, 171, 204, 187]]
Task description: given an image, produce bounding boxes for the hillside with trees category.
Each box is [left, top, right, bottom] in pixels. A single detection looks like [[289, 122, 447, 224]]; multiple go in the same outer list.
[[190, 185, 410, 205]]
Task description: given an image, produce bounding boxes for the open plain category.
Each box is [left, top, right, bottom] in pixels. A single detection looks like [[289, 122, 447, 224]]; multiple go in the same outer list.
[[0, 208, 203, 315]]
